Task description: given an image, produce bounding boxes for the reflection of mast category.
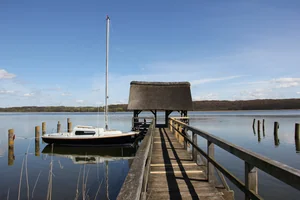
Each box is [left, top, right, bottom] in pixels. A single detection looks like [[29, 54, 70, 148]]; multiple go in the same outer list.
[[106, 160, 109, 200]]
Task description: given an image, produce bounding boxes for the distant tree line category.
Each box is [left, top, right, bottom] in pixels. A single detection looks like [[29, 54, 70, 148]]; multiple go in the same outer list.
[[193, 99, 300, 111], [0, 104, 128, 112], [0, 99, 300, 112]]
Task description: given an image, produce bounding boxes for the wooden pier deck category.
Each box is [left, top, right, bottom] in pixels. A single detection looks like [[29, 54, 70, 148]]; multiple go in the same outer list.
[[118, 117, 300, 200], [147, 127, 229, 200]]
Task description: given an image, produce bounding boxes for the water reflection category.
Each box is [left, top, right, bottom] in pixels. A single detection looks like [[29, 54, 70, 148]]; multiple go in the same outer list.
[[257, 129, 261, 143], [295, 140, 300, 153], [41, 145, 138, 164]]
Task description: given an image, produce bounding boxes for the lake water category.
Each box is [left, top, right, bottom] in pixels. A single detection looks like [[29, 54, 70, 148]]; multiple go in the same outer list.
[[1, 110, 300, 199]]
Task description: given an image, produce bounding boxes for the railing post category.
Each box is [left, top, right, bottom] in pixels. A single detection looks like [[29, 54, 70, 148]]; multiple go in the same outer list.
[[183, 127, 187, 150], [245, 162, 258, 200], [170, 119, 173, 132], [178, 124, 182, 144], [207, 141, 215, 184], [192, 132, 197, 163], [176, 123, 179, 140]]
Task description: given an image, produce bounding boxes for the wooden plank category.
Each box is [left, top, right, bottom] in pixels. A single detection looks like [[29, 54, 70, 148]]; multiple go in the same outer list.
[[147, 191, 224, 200], [150, 170, 203, 174], [150, 163, 197, 167], [149, 186, 222, 193], [150, 165, 203, 172]]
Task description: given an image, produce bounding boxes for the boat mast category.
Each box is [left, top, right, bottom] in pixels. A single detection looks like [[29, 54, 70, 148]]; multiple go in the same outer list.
[[105, 15, 110, 130]]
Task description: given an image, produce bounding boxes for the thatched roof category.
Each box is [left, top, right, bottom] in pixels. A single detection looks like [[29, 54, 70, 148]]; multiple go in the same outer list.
[[128, 81, 193, 111]]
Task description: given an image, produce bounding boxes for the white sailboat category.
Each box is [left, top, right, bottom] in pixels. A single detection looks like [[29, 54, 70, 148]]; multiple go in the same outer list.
[[42, 16, 139, 146]]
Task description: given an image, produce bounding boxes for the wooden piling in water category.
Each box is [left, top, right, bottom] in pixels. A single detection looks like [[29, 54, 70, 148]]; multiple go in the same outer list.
[[257, 120, 261, 133], [8, 129, 14, 166], [67, 118, 70, 128], [274, 122, 279, 134], [57, 121, 61, 133], [274, 122, 280, 146], [68, 122, 72, 133], [8, 129, 14, 149], [42, 122, 46, 135], [295, 123, 300, 140], [252, 119, 256, 129], [35, 126, 40, 156]]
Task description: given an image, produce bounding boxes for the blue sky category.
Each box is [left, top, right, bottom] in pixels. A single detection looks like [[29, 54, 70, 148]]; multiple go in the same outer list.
[[1, 0, 300, 107]]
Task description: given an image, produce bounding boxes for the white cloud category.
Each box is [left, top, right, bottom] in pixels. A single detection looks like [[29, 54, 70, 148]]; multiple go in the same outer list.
[[194, 93, 218, 100], [0, 90, 15, 94], [24, 93, 34, 97], [0, 69, 16, 79], [113, 99, 128, 104], [272, 78, 300, 88], [76, 100, 84, 104], [191, 75, 243, 85], [95, 101, 103, 105], [61, 92, 72, 96], [297, 92, 300, 94]]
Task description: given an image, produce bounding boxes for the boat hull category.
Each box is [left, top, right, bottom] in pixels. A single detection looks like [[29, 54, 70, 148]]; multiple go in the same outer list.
[[42, 134, 138, 146]]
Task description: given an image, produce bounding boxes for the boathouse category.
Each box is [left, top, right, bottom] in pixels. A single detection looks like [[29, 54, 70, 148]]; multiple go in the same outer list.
[[127, 81, 193, 128]]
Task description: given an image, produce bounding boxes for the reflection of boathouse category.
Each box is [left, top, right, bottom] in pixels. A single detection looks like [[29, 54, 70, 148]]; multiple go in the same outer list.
[[128, 81, 193, 128]]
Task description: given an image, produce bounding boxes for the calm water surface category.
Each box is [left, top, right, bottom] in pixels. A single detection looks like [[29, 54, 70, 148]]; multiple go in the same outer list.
[[0, 110, 300, 199]]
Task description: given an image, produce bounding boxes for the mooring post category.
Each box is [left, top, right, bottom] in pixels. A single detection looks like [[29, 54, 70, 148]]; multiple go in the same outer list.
[[8, 129, 14, 149], [8, 129, 15, 166], [245, 162, 258, 200], [257, 120, 260, 133], [42, 122, 46, 135], [68, 121, 72, 133], [57, 121, 61, 133], [67, 118, 70, 131], [252, 119, 256, 129], [262, 119, 265, 129], [295, 123, 300, 140], [274, 122, 280, 146], [35, 126, 40, 156], [207, 141, 215, 183], [35, 126, 40, 139]]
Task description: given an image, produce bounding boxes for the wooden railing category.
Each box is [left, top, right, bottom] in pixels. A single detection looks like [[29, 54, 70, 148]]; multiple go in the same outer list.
[[117, 119, 155, 200], [169, 117, 300, 200]]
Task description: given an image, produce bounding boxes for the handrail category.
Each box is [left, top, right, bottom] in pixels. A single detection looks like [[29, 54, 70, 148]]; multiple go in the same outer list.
[[117, 119, 155, 200], [169, 117, 300, 200]]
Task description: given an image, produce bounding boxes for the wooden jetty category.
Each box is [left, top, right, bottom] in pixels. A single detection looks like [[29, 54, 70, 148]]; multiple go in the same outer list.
[[117, 81, 300, 200], [118, 117, 300, 200]]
